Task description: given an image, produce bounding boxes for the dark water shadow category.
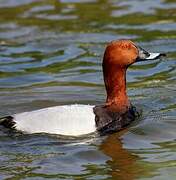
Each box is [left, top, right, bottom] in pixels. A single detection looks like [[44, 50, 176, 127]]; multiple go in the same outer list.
[[99, 130, 146, 180]]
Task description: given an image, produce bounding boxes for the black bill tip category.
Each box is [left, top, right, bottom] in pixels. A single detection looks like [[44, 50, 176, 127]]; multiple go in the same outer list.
[[136, 45, 166, 62], [145, 53, 166, 60]]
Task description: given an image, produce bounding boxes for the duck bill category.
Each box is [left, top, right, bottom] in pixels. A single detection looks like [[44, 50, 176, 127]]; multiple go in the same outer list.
[[136, 46, 166, 62]]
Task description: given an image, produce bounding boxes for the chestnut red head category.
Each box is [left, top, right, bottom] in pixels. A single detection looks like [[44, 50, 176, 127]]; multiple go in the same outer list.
[[103, 40, 138, 67], [102, 39, 165, 111], [103, 39, 165, 68]]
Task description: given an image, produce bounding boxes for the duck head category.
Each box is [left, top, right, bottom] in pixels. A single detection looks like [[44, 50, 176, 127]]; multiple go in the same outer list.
[[103, 39, 165, 112]]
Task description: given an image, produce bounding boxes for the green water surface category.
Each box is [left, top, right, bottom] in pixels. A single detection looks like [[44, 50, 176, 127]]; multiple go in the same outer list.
[[0, 0, 176, 179]]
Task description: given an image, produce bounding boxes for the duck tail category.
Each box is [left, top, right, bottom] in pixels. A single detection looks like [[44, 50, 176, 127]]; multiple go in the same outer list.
[[0, 116, 16, 128]]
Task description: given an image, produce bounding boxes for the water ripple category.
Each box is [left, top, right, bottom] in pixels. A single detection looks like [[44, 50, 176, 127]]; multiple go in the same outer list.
[[0, 0, 175, 179]]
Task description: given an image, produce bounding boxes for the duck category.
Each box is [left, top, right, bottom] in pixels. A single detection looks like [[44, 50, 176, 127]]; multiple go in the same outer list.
[[0, 40, 165, 136]]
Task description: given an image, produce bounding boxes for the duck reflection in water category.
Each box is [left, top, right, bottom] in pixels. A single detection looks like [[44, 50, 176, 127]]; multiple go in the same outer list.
[[99, 130, 147, 180]]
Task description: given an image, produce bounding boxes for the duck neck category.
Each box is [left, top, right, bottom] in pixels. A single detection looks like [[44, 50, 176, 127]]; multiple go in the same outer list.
[[103, 64, 130, 112]]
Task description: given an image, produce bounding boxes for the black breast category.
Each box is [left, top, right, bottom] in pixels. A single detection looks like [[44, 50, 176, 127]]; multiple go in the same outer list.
[[93, 105, 138, 135]]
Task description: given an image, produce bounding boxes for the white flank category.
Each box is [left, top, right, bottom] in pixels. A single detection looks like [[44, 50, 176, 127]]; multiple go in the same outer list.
[[13, 104, 96, 136], [146, 53, 160, 60]]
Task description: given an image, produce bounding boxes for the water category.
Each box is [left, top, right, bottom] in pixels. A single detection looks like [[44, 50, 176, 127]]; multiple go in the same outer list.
[[0, 0, 175, 179]]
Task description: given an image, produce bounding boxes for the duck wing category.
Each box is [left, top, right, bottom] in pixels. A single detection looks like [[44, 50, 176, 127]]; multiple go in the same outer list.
[[0, 105, 96, 136]]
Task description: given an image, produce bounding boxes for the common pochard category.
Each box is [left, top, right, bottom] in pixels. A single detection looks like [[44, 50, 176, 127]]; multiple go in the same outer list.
[[0, 40, 165, 136]]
